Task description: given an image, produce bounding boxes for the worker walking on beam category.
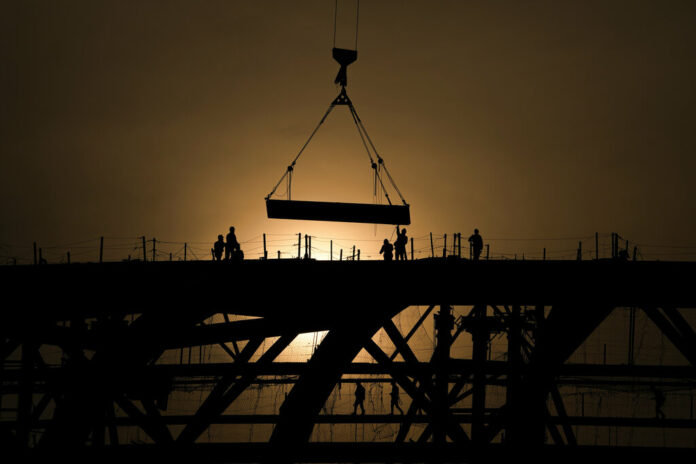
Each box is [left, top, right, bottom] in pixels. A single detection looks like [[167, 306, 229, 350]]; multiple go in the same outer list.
[[651, 385, 666, 419], [390, 381, 404, 415], [352, 381, 366, 415]]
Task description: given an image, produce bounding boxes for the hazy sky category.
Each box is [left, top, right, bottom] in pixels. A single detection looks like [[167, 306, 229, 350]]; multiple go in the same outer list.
[[2, 1, 695, 261]]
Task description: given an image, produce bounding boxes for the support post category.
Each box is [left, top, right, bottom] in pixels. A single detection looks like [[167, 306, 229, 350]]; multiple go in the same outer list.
[[357, 249, 360, 261], [340, 249, 343, 261], [67, 251, 71, 264], [603, 344, 607, 364], [142, 236, 147, 262], [430, 233, 434, 258], [633, 246, 638, 261], [263, 234, 267, 260], [443, 234, 447, 258], [506, 305, 523, 445], [298, 233, 301, 259], [470, 306, 489, 443], [411, 237, 414, 260], [352, 245, 356, 261], [543, 248, 546, 260], [184, 243, 187, 262], [169, 252, 172, 261], [99, 236, 104, 263], [18, 341, 36, 447], [628, 307, 636, 365], [610, 233, 614, 258], [458, 233, 462, 258], [486, 244, 490, 260], [152, 238, 156, 262], [433, 305, 453, 444], [595, 232, 599, 260], [330, 240, 333, 261], [577, 241, 582, 261]]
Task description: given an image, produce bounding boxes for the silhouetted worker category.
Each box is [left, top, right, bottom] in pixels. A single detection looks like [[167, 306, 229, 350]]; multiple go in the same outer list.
[[212, 235, 225, 261], [225, 226, 239, 261], [468, 228, 484, 261], [353, 381, 366, 415], [379, 239, 394, 261], [651, 385, 666, 419], [395, 226, 408, 261], [233, 245, 244, 262], [390, 381, 403, 415]]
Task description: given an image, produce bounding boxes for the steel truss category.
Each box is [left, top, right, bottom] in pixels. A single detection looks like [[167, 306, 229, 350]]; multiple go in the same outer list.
[[1, 260, 696, 462]]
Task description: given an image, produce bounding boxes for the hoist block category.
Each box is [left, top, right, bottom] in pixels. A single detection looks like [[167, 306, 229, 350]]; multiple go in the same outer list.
[[266, 199, 410, 225], [333, 48, 357, 67]]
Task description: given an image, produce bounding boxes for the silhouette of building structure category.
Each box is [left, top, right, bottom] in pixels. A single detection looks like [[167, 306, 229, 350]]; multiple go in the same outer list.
[[1, 259, 695, 462]]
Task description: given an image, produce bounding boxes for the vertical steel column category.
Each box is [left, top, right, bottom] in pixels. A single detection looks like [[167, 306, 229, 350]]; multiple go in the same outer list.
[[470, 305, 489, 444], [506, 305, 522, 446], [433, 304, 453, 444], [18, 341, 36, 448], [628, 307, 636, 365], [526, 304, 549, 445]]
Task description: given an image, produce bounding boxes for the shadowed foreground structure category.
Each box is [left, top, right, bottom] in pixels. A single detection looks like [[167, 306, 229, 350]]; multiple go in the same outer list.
[[1, 258, 696, 462]]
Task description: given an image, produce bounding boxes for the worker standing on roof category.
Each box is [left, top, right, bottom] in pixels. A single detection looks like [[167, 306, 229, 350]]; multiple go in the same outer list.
[[225, 227, 239, 261], [380, 239, 394, 261], [468, 229, 483, 261], [395, 226, 408, 261], [212, 235, 225, 261]]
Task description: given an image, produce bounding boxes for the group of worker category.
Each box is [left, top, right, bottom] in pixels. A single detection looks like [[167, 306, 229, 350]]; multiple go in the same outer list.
[[212, 226, 243, 261], [379, 227, 484, 261], [379, 226, 409, 261], [213, 226, 484, 262], [352, 381, 403, 415]]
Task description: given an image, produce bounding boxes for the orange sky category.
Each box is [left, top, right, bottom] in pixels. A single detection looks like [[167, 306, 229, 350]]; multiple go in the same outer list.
[[2, 1, 695, 261]]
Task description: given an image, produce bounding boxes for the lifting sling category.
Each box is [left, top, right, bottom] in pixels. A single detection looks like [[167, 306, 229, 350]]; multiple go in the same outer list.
[[265, 0, 410, 225]]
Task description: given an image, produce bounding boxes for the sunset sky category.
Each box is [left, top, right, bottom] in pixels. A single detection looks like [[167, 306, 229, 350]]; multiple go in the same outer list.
[[2, 1, 695, 262]]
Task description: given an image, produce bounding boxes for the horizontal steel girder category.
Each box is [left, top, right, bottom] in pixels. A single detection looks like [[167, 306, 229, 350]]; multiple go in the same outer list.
[[2, 260, 696, 323]]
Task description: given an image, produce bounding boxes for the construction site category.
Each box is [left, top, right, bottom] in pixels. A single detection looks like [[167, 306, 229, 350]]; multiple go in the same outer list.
[[2, 1, 695, 462]]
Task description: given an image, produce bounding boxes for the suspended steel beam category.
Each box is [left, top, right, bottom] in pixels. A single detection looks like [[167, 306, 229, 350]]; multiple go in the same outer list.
[[266, 199, 411, 225]]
